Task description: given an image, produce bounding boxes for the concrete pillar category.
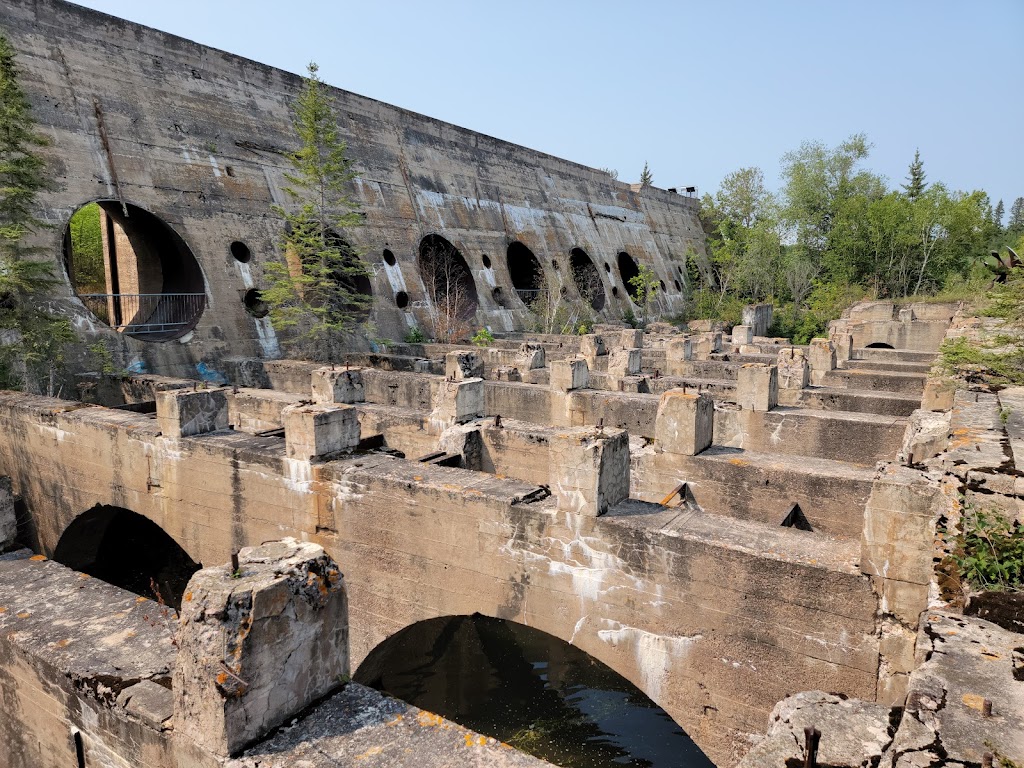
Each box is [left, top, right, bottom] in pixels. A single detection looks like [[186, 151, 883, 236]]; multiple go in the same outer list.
[[776, 347, 810, 390], [732, 325, 753, 346], [444, 351, 484, 380], [432, 377, 484, 425], [736, 363, 778, 411], [282, 403, 360, 460], [311, 367, 365, 404], [654, 390, 713, 455], [692, 332, 722, 360], [809, 338, 837, 385], [832, 332, 854, 364], [173, 539, 348, 758], [607, 348, 642, 377], [579, 334, 606, 359], [516, 343, 546, 370], [665, 337, 692, 376], [551, 428, 630, 516], [618, 329, 644, 350], [0, 476, 14, 552], [156, 387, 229, 438], [550, 358, 589, 392]]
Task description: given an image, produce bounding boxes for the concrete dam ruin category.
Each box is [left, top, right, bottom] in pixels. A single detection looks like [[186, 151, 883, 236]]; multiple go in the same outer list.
[[0, 2, 1022, 767]]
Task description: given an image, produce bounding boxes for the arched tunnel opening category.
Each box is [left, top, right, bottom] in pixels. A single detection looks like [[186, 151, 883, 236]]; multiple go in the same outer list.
[[865, 342, 895, 349], [53, 505, 201, 611], [354, 613, 713, 767]]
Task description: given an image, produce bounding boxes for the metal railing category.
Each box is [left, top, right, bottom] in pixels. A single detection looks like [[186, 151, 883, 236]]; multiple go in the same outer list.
[[79, 293, 206, 336], [515, 288, 540, 305]]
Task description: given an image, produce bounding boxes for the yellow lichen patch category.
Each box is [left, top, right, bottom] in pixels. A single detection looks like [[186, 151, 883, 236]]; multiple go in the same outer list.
[[962, 693, 987, 711], [16, 612, 30, 618], [946, 630, 958, 635], [55, 638, 72, 648], [216, 671, 229, 686], [183, 591, 192, 602], [136, 596, 148, 603], [463, 733, 475, 747], [28, 555, 46, 562], [355, 746, 383, 759], [77, 573, 90, 580], [417, 711, 444, 727], [728, 458, 748, 466], [0, 607, 7, 614], [385, 714, 403, 727]]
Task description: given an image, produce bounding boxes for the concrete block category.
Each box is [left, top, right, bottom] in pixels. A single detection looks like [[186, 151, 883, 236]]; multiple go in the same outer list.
[[432, 377, 484, 425], [736, 363, 778, 411], [809, 338, 837, 385], [742, 303, 773, 336], [156, 387, 228, 438], [831, 332, 854, 363], [444, 351, 484, 380], [282, 403, 360, 460], [516, 343, 545, 369], [311, 367, 365, 404], [551, 428, 630, 516], [665, 337, 692, 375], [607, 348, 642, 377], [550, 358, 589, 392], [580, 334, 606, 361], [732, 325, 753, 346], [0, 476, 15, 551], [618, 329, 644, 350], [692, 332, 722, 359], [655, 390, 713, 455], [493, 365, 522, 382], [776, 347, 809, 390], [173, 539, 348, 758], [921, 375, 956, 412]]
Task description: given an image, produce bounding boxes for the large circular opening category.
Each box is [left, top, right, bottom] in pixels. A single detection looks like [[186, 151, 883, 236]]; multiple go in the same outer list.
[[617, 251, 641, 302], [63, 201, 206, 341], [230, 241, 251, 263], [570, 248, 606, 311], [53, 505, 201, 611], [506, 241, 544, 306], [418, 234, 479, 342], [243, 288, 269, 318]]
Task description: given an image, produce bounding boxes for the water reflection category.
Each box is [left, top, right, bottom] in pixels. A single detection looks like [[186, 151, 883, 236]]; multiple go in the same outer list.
[[354, 614, 714, 768]]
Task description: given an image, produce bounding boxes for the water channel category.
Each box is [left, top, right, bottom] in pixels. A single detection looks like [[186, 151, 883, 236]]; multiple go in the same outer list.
[[355, 613, 715, 767]]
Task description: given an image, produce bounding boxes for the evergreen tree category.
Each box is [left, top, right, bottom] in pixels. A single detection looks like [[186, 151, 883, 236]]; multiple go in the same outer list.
[[1009, 197, 1024, 231], [263, 62, 370, 360], [639, 161, 653, 187], [0, 34, 74, 393], [993, 199, 1005, 231], [902, 149, 927, 201]]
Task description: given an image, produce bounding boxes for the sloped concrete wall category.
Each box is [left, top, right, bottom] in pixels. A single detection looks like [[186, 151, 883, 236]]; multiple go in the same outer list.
[[3, 0, 706, 377]]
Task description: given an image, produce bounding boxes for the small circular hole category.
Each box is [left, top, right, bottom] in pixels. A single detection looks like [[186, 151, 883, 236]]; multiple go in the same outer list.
[[674, 279, 682, 291], [604, 262, 611, 272], [383, 249, 397, 266], [395, 290, 409, 308], [559, 285, 568, 296], [243, 288, 268, 318], [482, 254, 492, 268], [230, 241, 251, 263], [611, 286, 619, 296], [225, 166, 235, 177]]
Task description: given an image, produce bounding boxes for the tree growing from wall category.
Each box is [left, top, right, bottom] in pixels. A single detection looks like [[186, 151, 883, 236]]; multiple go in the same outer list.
[[263, 62, 370, 361], [628, 264, 660, 327], [0, 34, 74, 394], [639, 161, 653, 188]]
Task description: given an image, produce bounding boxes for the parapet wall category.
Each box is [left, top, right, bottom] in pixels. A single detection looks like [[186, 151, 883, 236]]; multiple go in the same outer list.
[[3, 0, 706, 377]]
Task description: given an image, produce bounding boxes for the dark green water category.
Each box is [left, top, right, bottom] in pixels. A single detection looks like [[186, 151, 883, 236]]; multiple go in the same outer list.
[[354, 614, 714, 768]]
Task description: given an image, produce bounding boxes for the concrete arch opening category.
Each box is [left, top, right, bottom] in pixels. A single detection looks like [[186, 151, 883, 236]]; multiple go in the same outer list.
[[53, 505, 200, 610], [570, 247, 605, 311], [866, 342, 895, 349], [418, 235, 478, 340], [617, 251, 641, 302], [354, 613, 712, 767], [506, 241, 543, 306], [63, 201, 206, 340]]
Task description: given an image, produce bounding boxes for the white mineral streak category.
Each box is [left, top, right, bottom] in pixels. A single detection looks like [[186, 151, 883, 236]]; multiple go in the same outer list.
[[598, 620, 702, 702]]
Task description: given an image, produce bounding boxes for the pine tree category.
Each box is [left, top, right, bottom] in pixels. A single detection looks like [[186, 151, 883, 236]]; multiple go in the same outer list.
[[263, 62, 370, 360], [993, 199, 1005, 231], [639, 161, 653, 188], [1009, 197, 1024, 231], [902, 149, 926, 201], [0, 34, 74, 393]]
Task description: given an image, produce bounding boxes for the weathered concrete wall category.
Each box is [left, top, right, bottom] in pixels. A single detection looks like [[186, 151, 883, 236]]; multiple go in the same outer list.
[[3, 0, 706, 377], [0, 392, 880, 765]]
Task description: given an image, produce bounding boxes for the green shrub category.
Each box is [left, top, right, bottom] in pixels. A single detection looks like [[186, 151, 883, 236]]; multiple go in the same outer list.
[[403, 326, 426, 344], [953, 508, 1024, 591], [471, 327, 495, 347]]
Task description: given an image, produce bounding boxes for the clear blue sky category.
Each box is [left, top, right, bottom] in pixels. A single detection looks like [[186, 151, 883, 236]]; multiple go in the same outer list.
[[71, 0, 1023, 218]]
